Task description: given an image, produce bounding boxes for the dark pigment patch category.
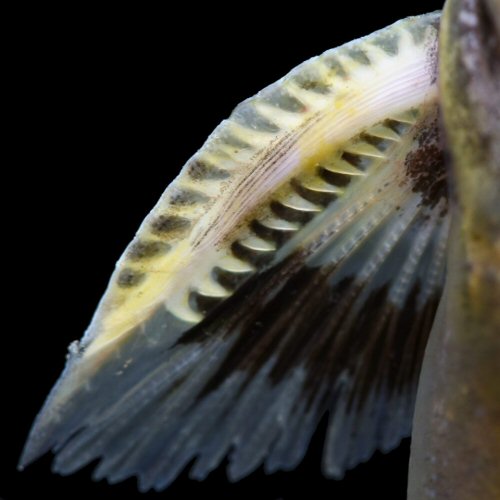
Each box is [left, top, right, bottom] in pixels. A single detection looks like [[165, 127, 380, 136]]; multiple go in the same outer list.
[[323, 55, 348, 78], [117, 268, 146, 287], [233, 105, 280, 133], [219, 132, 251, 150], [187, 160, 230, 181], [150, 214, 191, 235], [345, 47, 371, 65], [262, 87, 306, 113], [407, 15, 439, 44], [293, 71, 331, 94], [128, 240, 170, 261], [372, 31, 400, 56], [405, 121, 447, 209], [170, 188, 209, 206]]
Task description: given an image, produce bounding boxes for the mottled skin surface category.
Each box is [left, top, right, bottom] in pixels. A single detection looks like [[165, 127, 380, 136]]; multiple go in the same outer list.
[[409, 0, 500, 498]]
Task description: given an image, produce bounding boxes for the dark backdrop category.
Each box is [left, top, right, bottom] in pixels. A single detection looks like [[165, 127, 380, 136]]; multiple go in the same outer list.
[[4, 2, 443, 498]]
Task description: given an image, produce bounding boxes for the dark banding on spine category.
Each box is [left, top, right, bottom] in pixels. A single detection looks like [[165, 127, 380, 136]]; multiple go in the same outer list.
[[293, 71, 332, 94], [232, 105, 280, 133], [150, 214, 191, 235], [170, 188, 210, 206], [372, 31, 400, 56], [322, 55, 348, 78], [187, 160, 231, 181], [407, 15, 439, 45], [117, 268, 146, 288], [262, 87, 306, 113], [217, 132, 252, 151], [128, 240, 171, 261], [345, 47, 371, 65]]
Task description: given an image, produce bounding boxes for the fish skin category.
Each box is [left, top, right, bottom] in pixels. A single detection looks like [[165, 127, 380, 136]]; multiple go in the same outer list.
[[409, 0, 500, 498]]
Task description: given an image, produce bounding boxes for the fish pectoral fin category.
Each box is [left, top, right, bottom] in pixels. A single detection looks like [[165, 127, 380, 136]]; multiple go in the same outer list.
[[19, 12, 449, 493]]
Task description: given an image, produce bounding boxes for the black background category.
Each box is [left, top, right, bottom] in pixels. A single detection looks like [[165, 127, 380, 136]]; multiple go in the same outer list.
[[4, 2, 443, 498]]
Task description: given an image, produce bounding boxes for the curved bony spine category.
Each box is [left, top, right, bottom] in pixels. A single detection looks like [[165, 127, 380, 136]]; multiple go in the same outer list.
[[80, 14, 440, 358]]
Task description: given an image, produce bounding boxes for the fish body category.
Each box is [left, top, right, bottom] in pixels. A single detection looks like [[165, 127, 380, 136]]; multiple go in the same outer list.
[[409, 0, 500, 498]]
